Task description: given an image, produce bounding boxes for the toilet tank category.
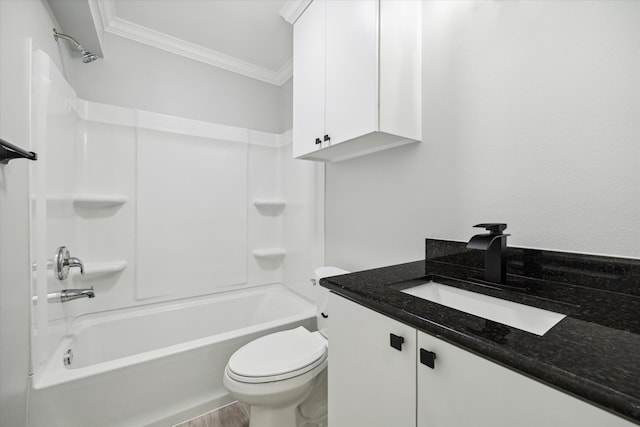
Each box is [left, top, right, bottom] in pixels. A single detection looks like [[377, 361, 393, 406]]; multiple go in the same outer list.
[[315, 266, 350, 339]]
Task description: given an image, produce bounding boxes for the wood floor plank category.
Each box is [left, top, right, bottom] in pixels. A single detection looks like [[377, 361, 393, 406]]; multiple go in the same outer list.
[[175, 401, 249, 427]]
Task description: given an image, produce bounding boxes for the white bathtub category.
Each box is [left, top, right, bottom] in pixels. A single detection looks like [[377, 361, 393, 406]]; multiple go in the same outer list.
[[28, 284, 316, 427]]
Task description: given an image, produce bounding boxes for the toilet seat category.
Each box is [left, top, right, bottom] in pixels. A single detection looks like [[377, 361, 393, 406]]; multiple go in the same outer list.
[[227, 327, 327, 384]]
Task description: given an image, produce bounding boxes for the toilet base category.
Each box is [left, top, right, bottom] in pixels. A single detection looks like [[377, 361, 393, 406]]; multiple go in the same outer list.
[[249, 404, 298, 427], [225, 367, 328, 427]]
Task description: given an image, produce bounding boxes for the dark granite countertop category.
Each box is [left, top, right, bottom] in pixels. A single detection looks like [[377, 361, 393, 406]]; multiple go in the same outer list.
[[320, 240, 640, 424]]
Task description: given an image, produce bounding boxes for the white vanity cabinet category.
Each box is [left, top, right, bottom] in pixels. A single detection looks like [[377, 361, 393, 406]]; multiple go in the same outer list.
[[328, 292, 416, 427], [328, 293, 635, 427], [292, 0, 421, 162], [417, 331, 635, 427]]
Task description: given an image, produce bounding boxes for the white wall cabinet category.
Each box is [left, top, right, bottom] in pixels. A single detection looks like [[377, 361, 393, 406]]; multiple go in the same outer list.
[[328, 293, 635, 427], [292, 0, 421, 162]]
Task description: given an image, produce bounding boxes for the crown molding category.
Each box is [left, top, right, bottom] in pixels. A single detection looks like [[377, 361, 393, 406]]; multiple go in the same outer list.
[[87, 0, 105, 47], [95, 0, 292, 86], [279, 0, 313, 25]]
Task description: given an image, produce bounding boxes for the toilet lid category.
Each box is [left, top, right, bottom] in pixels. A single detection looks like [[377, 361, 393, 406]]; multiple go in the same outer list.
[[227, 327, 327, 383]]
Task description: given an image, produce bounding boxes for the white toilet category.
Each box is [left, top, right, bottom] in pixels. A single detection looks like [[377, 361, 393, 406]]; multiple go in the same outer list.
[[223, 266, 348, 427]]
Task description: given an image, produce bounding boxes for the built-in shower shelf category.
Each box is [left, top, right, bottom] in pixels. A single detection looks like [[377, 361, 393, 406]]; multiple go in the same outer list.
[[252, 248, 287, 259], [73, 194, 128, 208], [47, 194, 128, 208], [75, 260, 128, 279], [252, 199, 286, 215]]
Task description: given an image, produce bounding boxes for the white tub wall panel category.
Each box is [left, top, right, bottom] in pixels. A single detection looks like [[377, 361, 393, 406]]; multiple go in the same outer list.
[[77, 120, 136, 196], [34, 53, 83, 372], [30, 48, 53, 376], [43, 59, 79, 195], [136, 129, 248, 300], [280, 143, 325, 301], [247, 144, 284, 286], [72, 120, 135, 264], [43, 111, 137, 346], [74, 120, 136, 312]]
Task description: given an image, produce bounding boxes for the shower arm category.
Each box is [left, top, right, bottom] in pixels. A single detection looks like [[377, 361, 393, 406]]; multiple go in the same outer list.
[[53, 28, 98, 63], [53, 28, 85, 52]]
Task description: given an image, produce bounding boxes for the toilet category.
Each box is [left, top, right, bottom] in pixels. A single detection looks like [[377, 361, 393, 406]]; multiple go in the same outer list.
[[223, 266, 348, 427]]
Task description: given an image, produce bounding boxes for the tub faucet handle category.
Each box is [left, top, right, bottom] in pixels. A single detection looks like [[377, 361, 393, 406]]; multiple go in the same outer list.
[[67, 256, 84, 275], [53, 246, 85, 280]]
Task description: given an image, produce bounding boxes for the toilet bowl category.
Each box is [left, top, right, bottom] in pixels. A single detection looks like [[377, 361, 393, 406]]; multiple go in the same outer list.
[[223, 266, 348, 427]]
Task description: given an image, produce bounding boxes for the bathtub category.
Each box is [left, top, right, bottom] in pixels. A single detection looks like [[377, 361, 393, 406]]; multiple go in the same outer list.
[[28, 284, 316, 427]]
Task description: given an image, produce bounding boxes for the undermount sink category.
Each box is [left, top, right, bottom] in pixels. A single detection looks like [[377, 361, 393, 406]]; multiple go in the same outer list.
[[402, 282, 566, 336]]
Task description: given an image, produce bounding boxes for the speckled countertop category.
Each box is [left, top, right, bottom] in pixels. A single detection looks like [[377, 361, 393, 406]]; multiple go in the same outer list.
[[320, 240, 640, 424]]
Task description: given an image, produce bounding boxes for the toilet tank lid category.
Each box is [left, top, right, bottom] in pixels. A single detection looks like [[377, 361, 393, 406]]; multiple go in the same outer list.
[[315, 266, 349, 280]]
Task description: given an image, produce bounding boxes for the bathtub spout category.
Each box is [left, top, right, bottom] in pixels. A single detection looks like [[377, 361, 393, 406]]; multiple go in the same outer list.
[[60, 288, 95, 302], [32, 288, 95, 304]]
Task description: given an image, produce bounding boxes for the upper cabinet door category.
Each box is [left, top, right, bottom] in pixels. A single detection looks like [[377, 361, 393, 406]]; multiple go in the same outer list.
[[292, 0, 326, 159], [324, 0, 378, 147], [293, 0, 421, 162]]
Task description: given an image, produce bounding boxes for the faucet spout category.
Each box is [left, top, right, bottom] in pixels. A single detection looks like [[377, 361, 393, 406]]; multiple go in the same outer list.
[[60, 288, 95, 302], [467, 234, 506, 251], [467, 223, 510, 285]]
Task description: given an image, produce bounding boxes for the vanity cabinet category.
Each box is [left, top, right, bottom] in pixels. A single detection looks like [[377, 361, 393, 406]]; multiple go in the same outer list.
[[292, 0, 421, 162], [328, 293, 635, 427], [328, 291, 416, 426]]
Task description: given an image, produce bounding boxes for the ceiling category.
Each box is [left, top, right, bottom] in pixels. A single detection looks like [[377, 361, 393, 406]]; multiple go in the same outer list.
[[49, 0, 298, 85]]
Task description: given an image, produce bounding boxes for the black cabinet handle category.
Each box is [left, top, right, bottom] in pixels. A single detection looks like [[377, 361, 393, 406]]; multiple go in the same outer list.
[[390, 333, 404, 351], [323, 134, 331, 142], [315, 138, 321, 145], [321, 312, 328, 318], [420, 348, 437, 369]]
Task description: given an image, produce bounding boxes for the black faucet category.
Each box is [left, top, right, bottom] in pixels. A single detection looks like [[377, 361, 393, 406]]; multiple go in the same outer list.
[[467, 223, 510, 285]]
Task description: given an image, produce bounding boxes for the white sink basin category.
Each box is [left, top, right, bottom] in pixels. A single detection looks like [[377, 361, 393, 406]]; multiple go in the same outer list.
[[402, 282, 566, 336]]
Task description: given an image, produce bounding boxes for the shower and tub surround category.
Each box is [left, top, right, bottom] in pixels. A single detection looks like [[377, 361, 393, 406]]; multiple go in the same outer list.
[[29, 284, 315, 427], [28, 46, 322, 395], [321, 241, 640, 425]]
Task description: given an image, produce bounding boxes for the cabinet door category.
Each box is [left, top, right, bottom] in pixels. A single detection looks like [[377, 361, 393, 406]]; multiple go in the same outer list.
[[328, 293, 416, 427], [325, 0, 378, 146], [292, 0, 326, 158], [417, 331, 634, 427]]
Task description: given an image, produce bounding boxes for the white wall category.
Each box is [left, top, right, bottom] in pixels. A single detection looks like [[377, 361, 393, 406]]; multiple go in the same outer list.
[[69, 33, 287, 133], [0, 1, 74, 425], [326, 0, 640, 271], [280, 78, 294, 131]]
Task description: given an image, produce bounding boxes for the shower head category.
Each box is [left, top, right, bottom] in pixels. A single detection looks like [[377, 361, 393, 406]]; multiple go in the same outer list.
[[53, 28, 98, 64], [81, 50, 98, 64]]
